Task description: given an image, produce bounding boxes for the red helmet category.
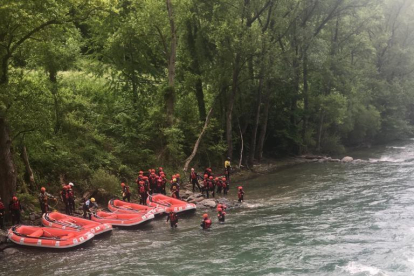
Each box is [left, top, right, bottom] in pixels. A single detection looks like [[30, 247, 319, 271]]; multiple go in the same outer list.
[[151, 169, 155, 173], [209, 176, 213, 179], [202, 213, 209, 219], [207, 168, 212, 172], [139, 171, 143, 174], [121, 183, 125, 187], [139, 180, 144, 184], [217, 204, 222, 208], [159, 167, 163, 171], [215, 177, 219, 180], [160, 172, 165, 176], [41, 187, 46, 192], [176, 174, 180, 178], [151, 172, 155, 176], [238, 186, 243, 190], [204, 174, 208, 179], [222, 177, 226, 181], [217, 208, 222, 212], [12, 196, 17, 201], [66, 185, 71, 190]]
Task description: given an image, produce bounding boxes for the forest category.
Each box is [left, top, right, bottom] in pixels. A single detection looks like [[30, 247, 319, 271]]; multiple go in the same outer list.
[[1, 0, 414, 205]]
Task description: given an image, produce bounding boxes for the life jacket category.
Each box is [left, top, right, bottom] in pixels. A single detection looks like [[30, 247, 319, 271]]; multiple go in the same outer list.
[[208, 180, 214, 189], [10, 201, 20, 210], [157, 180, 163, 187], [0, 201, 4, 210], [218, 211, 226, 219], [139, 184, 146, 194], [123, 186, 130, 194], [203, 180, 208, 188], [172, 191, 178, 199], [216, 180, 222, 187], [39, 192, 48, 203], [238, 191, 244, 199], [66, 190, 74, 199], [204, 219, 212, 229], [169, 213, 177, 222], [61, 189, 67, 199], [191, 172, 197, 179]]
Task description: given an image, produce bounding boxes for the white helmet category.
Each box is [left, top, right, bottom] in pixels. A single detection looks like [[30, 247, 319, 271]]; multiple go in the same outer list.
[[69, 182, 74, 187]]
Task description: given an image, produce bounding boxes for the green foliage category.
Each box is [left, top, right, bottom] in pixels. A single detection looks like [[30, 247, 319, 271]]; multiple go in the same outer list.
[[1, 0, 414, 199], [89, 169, 120, 196]]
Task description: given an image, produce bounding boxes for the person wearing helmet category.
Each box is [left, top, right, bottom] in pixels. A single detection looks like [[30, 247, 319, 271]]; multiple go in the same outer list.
[[0, 197, 5, 229], [9, 196, 22, 225], [159, 173, 167, 195], [121, 183, 131, 202], [202, 174, 209, 198], [217, 207, 226, 223], [138, 180, 148, 205], [83, 197, 98, 220], [66, 184, 76, 215], [157, 167, 163, 176], [171, 185, 179, 199], [156, 178, 164, 194], [200, 213, 212, 230], [208, 176, 215, 198], [216, 177, 223, 194], [39, 187, 56, 215], [171, 178, 180, 199], [204, 168, 212, 177], [189, 168, 201, 192], [238, 186, 245, 202], [224, 157, 231, 180], [166, 211, 178, 228], [149, 173, 158, 195], [222, 177, 229, 195]]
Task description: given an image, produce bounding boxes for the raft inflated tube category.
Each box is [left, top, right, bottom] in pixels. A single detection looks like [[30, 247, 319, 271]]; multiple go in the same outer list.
[[108, 199, 165, 216], [91, 211, 154, 227], [146, 194, 196, 214], [8, 225, 94, 249], [42, 212, 112, 236]]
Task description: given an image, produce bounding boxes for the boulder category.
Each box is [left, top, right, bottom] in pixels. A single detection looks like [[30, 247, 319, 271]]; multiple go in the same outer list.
[[329, 159, 341, 162], [341, 156, 354, 162], [199, 199, 217, 208], [188, 197, 205, 203], [29, 213, 36, 221], [3, 248, 19, 256]]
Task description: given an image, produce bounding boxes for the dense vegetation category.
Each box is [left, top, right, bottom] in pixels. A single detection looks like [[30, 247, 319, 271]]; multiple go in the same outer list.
[[1, 0, 414, 204]]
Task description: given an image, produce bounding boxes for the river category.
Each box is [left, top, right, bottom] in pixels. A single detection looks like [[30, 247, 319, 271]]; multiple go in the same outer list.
[[3, 141, 414, 275]]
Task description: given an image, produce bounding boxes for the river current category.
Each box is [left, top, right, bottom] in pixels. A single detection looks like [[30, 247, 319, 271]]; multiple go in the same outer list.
[[3, 141, 414, 275]]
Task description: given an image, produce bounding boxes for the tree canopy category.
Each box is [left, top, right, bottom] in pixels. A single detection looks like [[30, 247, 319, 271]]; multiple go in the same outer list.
[[1, 0, 414, 203]]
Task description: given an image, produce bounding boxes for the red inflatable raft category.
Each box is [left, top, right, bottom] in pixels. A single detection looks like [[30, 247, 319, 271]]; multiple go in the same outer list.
[[91, 211, 154, 227], [147, 194, 196, 214], [8, 225, 94, 249], [108, 199, 165, 216], [42, 212, 112, 236]]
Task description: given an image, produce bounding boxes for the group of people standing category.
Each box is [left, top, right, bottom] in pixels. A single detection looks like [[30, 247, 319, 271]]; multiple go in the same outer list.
[[0, 196, 22, 228]]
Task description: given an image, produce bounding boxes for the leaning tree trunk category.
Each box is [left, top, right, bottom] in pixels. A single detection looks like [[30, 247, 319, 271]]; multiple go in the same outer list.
[[21, 145, 36, 191], [0, 117, 16, 206]]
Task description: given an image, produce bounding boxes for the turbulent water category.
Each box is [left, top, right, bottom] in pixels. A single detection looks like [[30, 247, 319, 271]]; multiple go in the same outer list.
[[3, 141, 414, 275]]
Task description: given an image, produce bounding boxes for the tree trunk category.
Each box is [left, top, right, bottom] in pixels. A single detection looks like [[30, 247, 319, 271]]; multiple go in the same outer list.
[[257, 85, 271, 162], [195, 77, 206, 121], [248, 76, 263, 167], [166, 0, 177, 125], [238, 122, 244, 169], [226, 53, 240, 159], [21, 145, 36, 191], [316, 111, 325, 151], [0, 117, 16, 206], [183, 106, 214, 172], [301, 48, 309, 146]]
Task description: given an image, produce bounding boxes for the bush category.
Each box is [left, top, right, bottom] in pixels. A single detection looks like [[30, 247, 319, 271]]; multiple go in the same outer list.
[[89, 169, 120, 196]]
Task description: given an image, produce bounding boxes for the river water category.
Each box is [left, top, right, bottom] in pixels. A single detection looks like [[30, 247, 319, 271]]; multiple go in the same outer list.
[[3, 141, 414, 275]]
